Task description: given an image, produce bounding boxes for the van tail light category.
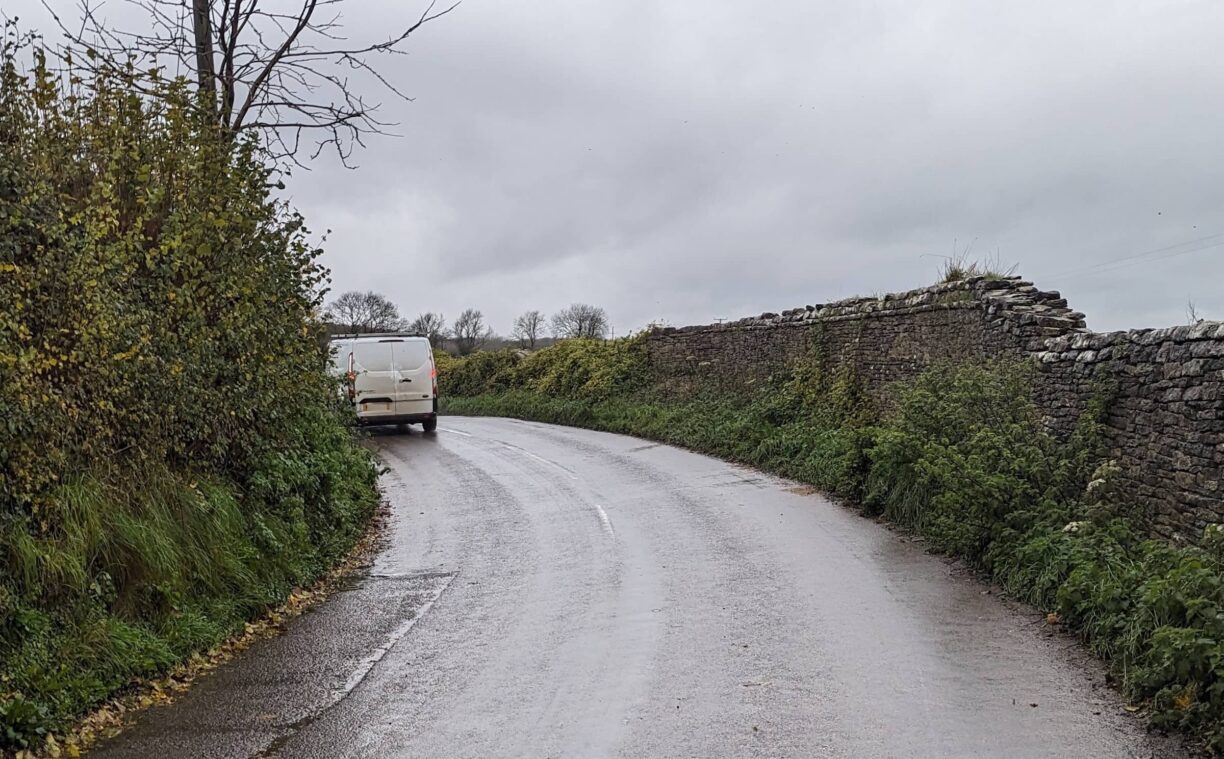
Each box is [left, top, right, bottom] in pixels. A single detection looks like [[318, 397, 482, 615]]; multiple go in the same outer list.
[[345, 352, 356, 401]]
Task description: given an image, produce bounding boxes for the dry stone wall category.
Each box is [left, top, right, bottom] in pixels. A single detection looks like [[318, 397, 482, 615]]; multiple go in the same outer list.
[[646, 276, 1224, 542], [1038, 325, 1224, 540]]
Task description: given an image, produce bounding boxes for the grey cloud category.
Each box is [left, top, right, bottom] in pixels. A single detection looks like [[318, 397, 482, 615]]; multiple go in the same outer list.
[[13, 0, 1224, 334]]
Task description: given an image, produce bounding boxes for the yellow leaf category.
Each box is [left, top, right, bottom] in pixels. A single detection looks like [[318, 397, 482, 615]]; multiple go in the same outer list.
[[1173, 687, 1196, 711]]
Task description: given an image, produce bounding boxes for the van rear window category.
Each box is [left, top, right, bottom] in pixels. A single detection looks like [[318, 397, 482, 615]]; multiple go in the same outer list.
[[396, 340, 431, 370], [328, 342, 350, 373], [351, 342, 393, 372]]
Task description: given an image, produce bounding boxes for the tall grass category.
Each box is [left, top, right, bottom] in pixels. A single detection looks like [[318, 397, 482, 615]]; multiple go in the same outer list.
[[938, 251, 1019, 283], [0, 406, 379, 748]]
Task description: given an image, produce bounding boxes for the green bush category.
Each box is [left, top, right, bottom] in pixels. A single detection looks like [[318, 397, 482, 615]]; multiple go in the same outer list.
[[438, 336, 651, 401], [864, 363, 1078, 566], [0, 34, 379, 746]]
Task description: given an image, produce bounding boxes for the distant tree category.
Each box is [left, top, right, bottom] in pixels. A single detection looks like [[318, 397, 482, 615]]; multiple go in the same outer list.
[[551, 303, 609, 339], [512, 310, 545, 349], [409, 312, 448, 347], [452, 308, 492, 355], [1188, 300, 1206, 325], [327, 291, 403, 333]]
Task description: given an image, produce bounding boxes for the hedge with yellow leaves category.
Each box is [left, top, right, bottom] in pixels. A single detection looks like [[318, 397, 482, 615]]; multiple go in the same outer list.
[[0, 29, 379, 749]]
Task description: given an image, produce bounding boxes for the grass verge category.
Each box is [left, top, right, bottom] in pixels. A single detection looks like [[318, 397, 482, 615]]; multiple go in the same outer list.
[[19, 499, 388, 759], [0, 410, 381, 756]]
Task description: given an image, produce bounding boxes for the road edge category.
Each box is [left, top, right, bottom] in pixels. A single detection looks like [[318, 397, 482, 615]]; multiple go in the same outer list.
[[21, 500, 393, 759]]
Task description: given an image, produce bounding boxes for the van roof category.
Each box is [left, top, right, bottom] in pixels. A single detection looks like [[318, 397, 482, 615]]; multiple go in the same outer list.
[[329, 332, 429, 342]]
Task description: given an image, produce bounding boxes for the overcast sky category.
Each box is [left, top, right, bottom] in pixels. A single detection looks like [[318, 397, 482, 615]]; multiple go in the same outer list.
[[16, 1, 1224, 334]]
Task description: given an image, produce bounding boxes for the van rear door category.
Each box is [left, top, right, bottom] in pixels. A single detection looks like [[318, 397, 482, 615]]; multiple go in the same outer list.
[[392, 338, 435, 417], [350, 339, 398, 418]]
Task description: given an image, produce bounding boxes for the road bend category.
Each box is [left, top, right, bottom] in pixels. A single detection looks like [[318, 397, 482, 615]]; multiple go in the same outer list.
[[90, 417, 1182, 758]]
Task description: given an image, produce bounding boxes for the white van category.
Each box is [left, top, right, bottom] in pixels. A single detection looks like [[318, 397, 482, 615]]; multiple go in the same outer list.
[[329, 333, 438, 432]]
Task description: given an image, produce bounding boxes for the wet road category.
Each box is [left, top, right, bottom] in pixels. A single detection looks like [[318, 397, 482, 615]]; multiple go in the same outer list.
[[91, 417, 1182, 758]]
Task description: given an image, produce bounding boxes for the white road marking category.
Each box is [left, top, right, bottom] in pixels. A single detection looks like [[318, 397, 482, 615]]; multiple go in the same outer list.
[[491, 441, 605, 536], [594, 503, 615, 538], [502, 443, 579, 481], [335, 573, 455, 698], [438, 427, 472, 436]]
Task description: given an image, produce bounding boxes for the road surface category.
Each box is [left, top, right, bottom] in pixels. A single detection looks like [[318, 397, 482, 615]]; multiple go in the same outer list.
[[91, 417, 1183, 758]]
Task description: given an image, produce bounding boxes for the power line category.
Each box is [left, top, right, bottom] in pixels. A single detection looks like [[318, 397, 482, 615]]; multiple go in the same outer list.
[[1048, 233, 1224, 281]]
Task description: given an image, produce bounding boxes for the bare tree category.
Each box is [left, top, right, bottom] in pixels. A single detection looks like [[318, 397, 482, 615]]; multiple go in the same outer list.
[[451, 308, 491, 356], [551, 303, 609, 339], [408, 312, 447, 347], [1188, 300, 1206, 325], [326, 290, 402, 333], [511, 310, 544, 349], [43, 0, 458, 164]]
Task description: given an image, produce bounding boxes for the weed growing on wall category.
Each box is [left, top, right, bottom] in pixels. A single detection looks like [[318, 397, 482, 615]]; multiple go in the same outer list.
[[442, 339, 1224, 752]]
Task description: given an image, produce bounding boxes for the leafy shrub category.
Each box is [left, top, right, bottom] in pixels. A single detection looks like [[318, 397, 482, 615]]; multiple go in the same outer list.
[[517, 337, 650, 399], [438, 336, 650, 400], [865, 363, 1078, 566], [0, 694, 48, 750], [437, 349, 521, 397], [0, 35, 379, 745]]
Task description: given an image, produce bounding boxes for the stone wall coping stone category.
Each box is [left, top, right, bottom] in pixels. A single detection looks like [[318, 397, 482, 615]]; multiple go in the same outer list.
[[650, 276, 1095, 338], [1042, 321, 1224, 354]]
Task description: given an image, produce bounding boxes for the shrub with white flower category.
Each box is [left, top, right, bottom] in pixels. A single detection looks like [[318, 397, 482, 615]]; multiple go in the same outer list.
[[1086, 460, 1120, 498]]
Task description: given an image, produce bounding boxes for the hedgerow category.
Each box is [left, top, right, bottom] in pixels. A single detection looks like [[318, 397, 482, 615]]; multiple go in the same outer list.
[[438, 336, 650, 400], [0, 33, 379, 748], [442, 337, 1224, 752]]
